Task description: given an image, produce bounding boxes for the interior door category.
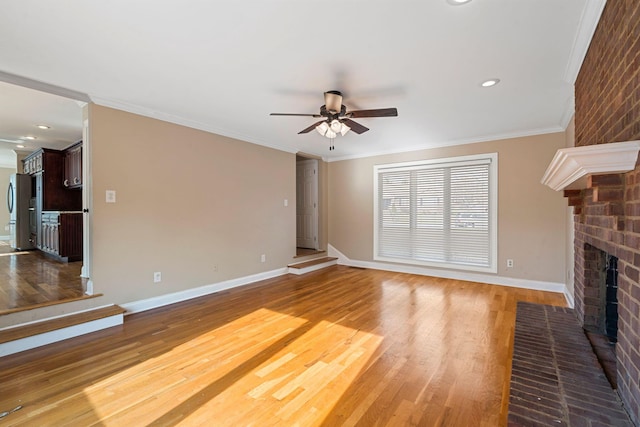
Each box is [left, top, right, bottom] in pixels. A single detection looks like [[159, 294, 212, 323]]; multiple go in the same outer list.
[[296, 159, 318, 249]]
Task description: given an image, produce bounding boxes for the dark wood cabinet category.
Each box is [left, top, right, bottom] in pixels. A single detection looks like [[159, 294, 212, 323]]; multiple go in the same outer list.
[[23, 148, 83, 261], [30, 150, 82, 212], [40, 212, 83, 262], [64, 142, 82, 189]]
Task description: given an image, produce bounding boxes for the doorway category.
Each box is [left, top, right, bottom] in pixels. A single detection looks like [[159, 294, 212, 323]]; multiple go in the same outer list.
[[0, 79, 90, 313], [296, 156, 319, 251]]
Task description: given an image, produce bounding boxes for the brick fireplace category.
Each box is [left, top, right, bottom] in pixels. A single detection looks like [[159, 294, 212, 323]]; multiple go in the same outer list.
[[563, 1, 640, 423], [564, 167, 640, 424]]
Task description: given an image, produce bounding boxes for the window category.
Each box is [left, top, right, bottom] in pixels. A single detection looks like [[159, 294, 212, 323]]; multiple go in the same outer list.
[[374, 153, 497, 273]]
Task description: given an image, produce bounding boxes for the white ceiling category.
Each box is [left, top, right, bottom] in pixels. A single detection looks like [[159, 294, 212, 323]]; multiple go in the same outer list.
[[0, 0, 605, 164]]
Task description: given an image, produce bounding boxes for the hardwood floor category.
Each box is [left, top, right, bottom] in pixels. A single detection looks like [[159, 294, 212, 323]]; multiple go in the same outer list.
[[0, 241, 87, 314], [0, 266, 566, 426]]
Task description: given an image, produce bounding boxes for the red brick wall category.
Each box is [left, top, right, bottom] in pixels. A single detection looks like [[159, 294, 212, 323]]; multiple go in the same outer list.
[[574, 1, 640, 423]]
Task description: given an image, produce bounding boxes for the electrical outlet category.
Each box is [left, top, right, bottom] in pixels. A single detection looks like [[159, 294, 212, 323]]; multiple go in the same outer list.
[[213, 264, 218, 272], [261, 254, 266, 263], [153, 271, 162, 283], [506, 259, 514, 268]]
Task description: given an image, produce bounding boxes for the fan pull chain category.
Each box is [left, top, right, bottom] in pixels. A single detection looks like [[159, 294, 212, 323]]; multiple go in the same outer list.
[[329, 137, 335, 151]]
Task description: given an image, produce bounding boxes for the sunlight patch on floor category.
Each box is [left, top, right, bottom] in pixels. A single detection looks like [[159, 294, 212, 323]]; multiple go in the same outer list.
[[180, 319, 383, 426], [82, 308, 308, 424], [82, 308, 382, 426]]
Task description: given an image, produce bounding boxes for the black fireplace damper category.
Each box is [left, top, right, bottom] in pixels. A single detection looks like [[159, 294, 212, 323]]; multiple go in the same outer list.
[[605, 255, 619, 343], [584, 250, 619, 389]]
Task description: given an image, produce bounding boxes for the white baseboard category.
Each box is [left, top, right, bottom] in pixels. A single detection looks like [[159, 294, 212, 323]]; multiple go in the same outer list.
[[564, 288, 575, 308], [122, 267, 289, 315], [0, 313, 123, 357], [328, 244, 567, 295]]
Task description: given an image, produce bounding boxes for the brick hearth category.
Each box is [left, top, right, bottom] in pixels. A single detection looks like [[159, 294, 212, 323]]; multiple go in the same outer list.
[[508, 302, 632, 426]]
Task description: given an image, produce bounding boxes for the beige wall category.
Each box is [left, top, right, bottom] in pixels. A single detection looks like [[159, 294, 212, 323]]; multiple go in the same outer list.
[[88, 105, 296, 305], [0, 167, 16, 238], [328, 132, 568, 284]]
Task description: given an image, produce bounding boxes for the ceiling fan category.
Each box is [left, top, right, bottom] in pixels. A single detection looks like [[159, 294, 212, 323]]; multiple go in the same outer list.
[[270, 90, 398, 150]]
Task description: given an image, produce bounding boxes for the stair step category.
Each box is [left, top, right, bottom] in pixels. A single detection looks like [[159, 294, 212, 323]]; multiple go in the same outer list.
[[288, 257, 338, 269], [0, 305, 126, 356], [288, 257, 338, 275]]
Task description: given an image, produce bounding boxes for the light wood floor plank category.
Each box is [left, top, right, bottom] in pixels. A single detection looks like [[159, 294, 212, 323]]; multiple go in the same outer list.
[[0, 266, 566, 426]]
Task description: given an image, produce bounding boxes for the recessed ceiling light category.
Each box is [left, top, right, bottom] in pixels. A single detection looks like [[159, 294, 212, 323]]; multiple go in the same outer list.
[[36, 124, 50, 130], [481, 79, 501, 88], [21, 136, 37, 140], [447, 0, 472, 5], [16, 144, 25, 148]]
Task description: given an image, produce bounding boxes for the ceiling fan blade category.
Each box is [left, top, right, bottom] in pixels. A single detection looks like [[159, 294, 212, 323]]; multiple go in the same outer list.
[[342, 119, 369, 134], [270, 113, 322, 117], [348, 108, 398, 118], [324, 91, 343, 114], [298, 120, 326, 134]]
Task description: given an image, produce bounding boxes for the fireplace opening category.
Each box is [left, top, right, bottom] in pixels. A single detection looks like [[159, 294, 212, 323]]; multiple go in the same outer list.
[[582, 244, 619, 389], [604, 254, 619, 344]]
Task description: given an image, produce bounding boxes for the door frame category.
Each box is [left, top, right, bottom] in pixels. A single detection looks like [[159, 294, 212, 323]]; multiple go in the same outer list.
[[296, 156, 319, 250], [80, 117, 93, 294]]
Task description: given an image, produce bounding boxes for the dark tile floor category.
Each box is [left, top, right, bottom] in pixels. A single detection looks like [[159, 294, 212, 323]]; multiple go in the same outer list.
[[508, 302, 633, 426]]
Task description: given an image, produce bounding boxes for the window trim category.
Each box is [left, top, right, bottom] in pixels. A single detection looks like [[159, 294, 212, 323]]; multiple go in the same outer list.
[[373, 153, 498, 273]]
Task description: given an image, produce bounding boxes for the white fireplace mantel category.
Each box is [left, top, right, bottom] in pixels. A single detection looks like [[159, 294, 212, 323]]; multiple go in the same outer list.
[[541, 141, 640, 191]]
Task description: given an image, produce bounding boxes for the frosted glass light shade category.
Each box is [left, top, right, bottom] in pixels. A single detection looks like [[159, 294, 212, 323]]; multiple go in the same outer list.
[[316, 122, 329, 136]]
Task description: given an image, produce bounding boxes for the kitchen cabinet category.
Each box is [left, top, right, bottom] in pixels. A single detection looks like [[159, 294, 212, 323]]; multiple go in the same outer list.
[[23, 148, 82, 255], [40, 211, 83, 262], [63, 142, 82, 189]]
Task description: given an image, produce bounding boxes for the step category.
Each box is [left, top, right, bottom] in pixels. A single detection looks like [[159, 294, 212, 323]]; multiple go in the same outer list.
[[288, 257, 338, 275], [0, 305, 126, 357]]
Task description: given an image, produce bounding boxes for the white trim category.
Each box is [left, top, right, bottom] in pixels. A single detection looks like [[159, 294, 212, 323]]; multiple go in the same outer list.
[[85, 279, 94, 295], [91, 96, 298, 155], [563, 0, 607, 83], [327, 126, 564, 163], [0, 235, 10, 241], [121, 267, 289, 314], [564, 288, 575, 309], [0, 70, 91, 103], [81, 117, 92, 282], [329, 244, 566, 294], [541, 140, 640, 191], [0, 313, 123, 357], [560, 94, 575, 130]]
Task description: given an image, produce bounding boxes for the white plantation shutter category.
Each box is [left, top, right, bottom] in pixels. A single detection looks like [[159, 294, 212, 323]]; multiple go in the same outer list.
[[374, 154, 497, 273]]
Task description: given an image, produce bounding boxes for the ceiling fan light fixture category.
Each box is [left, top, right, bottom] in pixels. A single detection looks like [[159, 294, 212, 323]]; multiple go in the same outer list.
[[330, 119, 342, 133], [325, 129, 337, 139], [316, 121, 329, 136], [339, 123, 351, 136], [325, 91, 342, 113]]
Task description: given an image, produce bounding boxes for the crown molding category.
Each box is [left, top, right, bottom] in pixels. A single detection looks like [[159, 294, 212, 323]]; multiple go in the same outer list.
[[563, 0, 607, 83]]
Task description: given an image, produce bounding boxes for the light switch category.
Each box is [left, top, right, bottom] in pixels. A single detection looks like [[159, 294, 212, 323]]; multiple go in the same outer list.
[[106, 190, 116, 203], [284, 199, 288, 207]]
